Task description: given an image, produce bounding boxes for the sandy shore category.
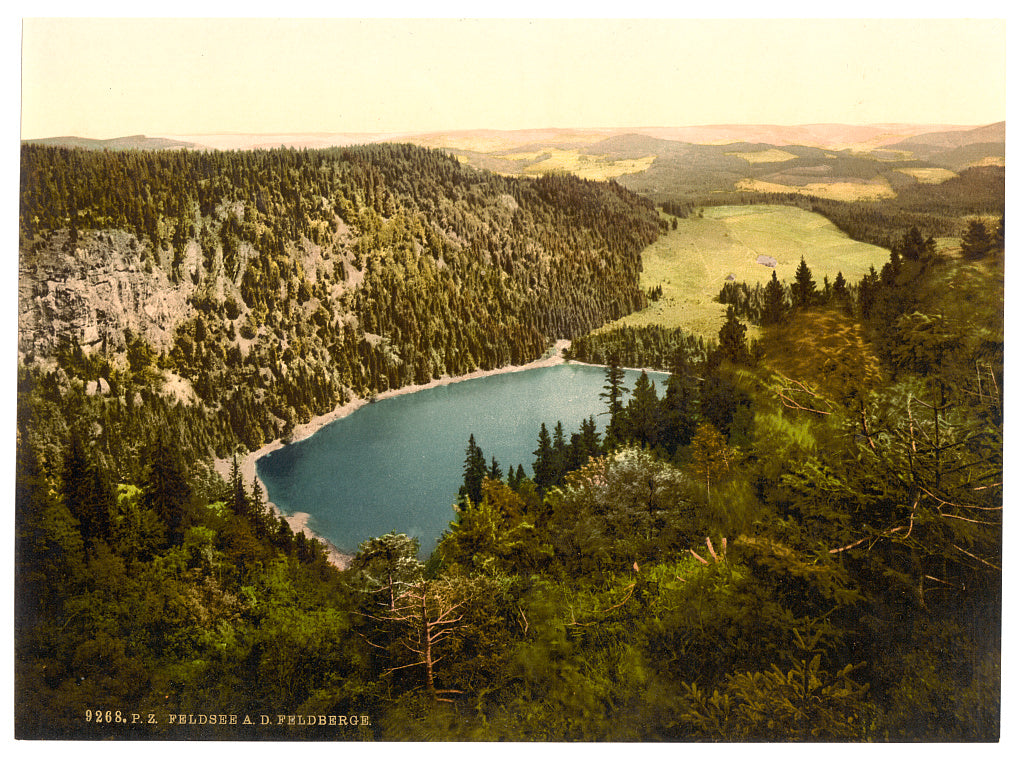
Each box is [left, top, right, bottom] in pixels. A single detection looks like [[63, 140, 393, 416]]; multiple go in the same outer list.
[[214, 340, 571, 569]]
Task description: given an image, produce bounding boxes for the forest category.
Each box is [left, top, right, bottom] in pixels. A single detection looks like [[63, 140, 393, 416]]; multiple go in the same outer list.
[[15, 142, 1003, 740]]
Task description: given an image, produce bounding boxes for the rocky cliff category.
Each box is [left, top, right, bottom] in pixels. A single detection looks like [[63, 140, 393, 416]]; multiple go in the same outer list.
[[18, 228, 196, 362]]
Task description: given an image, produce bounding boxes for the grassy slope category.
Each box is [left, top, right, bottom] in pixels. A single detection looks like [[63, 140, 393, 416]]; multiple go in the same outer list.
[[603, 205, 890, 340]]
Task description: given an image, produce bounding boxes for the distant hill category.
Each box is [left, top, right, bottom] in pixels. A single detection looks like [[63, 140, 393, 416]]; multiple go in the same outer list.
[[880, 122, 1005, 170], [885, 121, 1005, 151], [22, 134, 197, 151], [409, 123, 1004, 202], [23, 122, 1004, 202]]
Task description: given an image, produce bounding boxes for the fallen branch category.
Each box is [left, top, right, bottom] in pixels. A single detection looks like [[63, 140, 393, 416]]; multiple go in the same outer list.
[[953, 544, 1001, 571]]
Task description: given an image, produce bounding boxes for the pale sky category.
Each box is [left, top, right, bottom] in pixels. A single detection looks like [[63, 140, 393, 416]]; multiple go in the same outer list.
[[20, 17, 1007, 140]]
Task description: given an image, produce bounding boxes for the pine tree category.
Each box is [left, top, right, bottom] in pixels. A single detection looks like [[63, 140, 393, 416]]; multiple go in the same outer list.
[[551, 421, 568, 484], [960, 219, 992, 260], [791, 256, 817, 309], [140, 435, 191, 535], [250, 475, 270, 535], [762, 269, 787, 326], [229, 455, 248, 516], [625, 371, 662, 447], [568, 415, 602, 470], [714, 305, 751, 367], [858, 265, 880, 320], [662, 350, 699, 452], [61, 431, 112, 542], [532, 423, 556, 489], [460, 434, 487, 504], [601, 356, 628, 448]]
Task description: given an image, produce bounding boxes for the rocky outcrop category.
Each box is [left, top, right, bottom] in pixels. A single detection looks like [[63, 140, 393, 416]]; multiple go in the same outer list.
[[18, 228, 196, 360]]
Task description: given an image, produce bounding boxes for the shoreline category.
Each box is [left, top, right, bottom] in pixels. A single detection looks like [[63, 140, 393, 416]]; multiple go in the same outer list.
[[213, 339, 572, 569], [563, 358, 672, 376]]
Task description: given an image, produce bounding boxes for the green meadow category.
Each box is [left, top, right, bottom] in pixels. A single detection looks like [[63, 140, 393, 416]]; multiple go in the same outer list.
[[606, 205, 890, 340]]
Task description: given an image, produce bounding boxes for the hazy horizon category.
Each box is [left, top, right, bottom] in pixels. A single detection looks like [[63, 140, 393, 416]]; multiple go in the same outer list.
[[27, 120, 1001, 140], [21, 19, 1006, 141]]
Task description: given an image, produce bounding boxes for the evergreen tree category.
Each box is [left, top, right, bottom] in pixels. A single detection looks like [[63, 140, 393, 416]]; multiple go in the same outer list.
[[140, 435, 192, 535], [551, 421, 568, 484], [250, 475, 270, 535], [960, 219, 992, 260], [858, 265, 880, 320], [568, 416, 602, 470], [532, 422, 556, 489], [352, 531, 423, 611], [229, 455, 248, 516], [700, 372, 747, 437], [600, 355, 629, 448], [713, 305, 751, 367], [61, 430, 112, 542], [791, 256, 817, 309], [460, 434, 487, 504], [762, 269, 788, 326], [625, 371, 662, 447], [831, 270, 850, 312], [880, 248, 902, 288], [662, 351, 699, 452]]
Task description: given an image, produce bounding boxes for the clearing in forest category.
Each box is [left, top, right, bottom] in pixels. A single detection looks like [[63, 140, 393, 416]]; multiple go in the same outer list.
[[604, 204, 890, 341], [734, 177, 895, 201], [512, 148, 657, 180], [895, 167, 959, 184], [726, 148, 801, 164]]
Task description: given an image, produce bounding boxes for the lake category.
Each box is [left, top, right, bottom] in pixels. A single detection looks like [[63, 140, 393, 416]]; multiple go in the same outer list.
[[256, 363, 668, 556]]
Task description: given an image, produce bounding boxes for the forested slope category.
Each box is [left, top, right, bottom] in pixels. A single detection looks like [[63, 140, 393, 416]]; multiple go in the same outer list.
[[15, 142, 1003, 740], [19, 144, 659, 455]]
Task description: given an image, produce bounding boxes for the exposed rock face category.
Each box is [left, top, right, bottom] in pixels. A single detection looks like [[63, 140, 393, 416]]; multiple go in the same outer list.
[[756, 254, 778, 268], [18, 229, 196, 360]]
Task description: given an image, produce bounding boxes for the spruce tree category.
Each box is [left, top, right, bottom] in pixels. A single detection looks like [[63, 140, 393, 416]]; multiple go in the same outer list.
[[762, 269, 787, 326], [61, 431, 112, 542], [960, 219, 992, 260], [229, 455, 248, 516], [569, 415, 602, 469], [601, 356, 628, 448], [625, 371, 662, 447], [250, 475, 270, 535], [551, 421, 568, 484], [714, 305, 751, 367], [532, 423, 555, 489], [791, 256, 817, 309], [858, 265, 880, 320], [460, 434, 487, 504], [662, 349, 699, 451], [832, 271, 850, 313], [140, 435, 191, 535]]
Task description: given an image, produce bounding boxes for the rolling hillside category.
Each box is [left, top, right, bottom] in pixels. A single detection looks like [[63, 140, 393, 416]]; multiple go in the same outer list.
[[604, 205, 890, 340]]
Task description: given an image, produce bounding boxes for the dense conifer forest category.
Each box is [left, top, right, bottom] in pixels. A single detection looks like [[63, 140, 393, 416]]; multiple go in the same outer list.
[[19, 144, 658, 455], [15, 142, 1003, 740]]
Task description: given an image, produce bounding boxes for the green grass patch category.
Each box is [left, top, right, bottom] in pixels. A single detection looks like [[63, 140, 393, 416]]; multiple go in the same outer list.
[[604, 205, 891, 340], [518, 148, 657, 181], [896, 167, 958, 184]]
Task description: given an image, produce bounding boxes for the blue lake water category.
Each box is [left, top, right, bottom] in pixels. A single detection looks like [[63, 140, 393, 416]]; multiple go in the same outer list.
[[256, 363, 667, 556]]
